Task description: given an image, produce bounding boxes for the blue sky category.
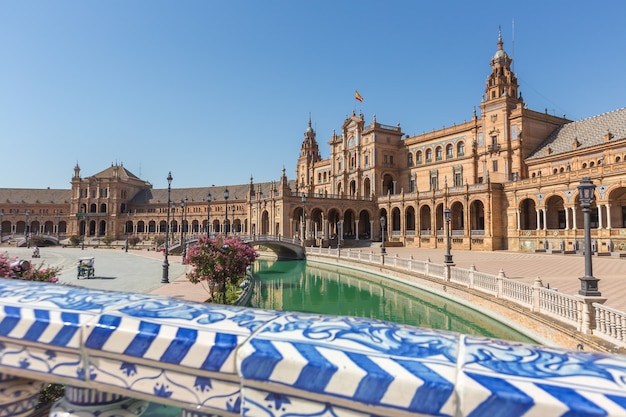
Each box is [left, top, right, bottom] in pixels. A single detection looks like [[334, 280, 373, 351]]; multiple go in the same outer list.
[[2, 1, 625, 190]]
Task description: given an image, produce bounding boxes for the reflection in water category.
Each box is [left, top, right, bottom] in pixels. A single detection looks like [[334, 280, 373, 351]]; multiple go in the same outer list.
[[249, 259, 536, 343]]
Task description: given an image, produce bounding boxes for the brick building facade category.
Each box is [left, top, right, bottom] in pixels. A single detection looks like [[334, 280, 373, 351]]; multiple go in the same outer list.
[[1, 34, 625, 252]]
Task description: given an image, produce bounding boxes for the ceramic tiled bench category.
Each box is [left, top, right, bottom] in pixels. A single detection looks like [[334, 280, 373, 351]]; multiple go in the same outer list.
[[0, 279, 625, 416]]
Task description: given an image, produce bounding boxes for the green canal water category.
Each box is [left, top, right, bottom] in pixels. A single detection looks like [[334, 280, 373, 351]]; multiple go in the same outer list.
[[249, 258, 536, 344]]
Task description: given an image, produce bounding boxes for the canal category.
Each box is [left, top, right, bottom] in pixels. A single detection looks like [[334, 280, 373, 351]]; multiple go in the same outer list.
[[249, 258, 536, 343]]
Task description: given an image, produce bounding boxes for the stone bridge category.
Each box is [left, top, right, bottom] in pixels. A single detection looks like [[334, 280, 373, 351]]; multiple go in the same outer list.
[[171, 234, 305, 260]]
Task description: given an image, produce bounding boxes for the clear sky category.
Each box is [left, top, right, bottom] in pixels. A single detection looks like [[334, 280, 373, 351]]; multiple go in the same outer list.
[[2, 1, 625, 190]]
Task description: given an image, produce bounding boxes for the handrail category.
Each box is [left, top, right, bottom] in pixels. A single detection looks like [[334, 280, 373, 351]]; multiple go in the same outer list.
[[0, 274, 623, 416]]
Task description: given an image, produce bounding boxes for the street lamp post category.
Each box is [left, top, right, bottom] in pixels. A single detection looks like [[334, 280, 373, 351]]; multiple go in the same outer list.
[[301, 193, 306, 244], [578, 177, 601, 296], [181, 197, 188, 263], [125, 211, 130, 252], [206, 192, 212, 237], [224, 188, 229, 236], [380, 216, 386, 254], [231, 206, 235, 234], [25, 210, 31, 248], [444, 208, 454, 265], [162, 172, 173, 284]]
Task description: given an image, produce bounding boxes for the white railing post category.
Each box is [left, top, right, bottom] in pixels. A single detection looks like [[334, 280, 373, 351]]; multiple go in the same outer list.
[[532, 276, 544, 313], [496, 268, 506, 298], [425, 258, 430, 277], [468, 264, 476, 289], [578, 295, 608, 334], [408, 255, 413, 272]]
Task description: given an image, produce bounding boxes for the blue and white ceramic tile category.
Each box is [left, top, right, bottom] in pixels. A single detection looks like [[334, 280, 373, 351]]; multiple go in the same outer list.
[[237, 313, 459, 416], [3, 279, 626, 416], [457, 336, 626, 416]]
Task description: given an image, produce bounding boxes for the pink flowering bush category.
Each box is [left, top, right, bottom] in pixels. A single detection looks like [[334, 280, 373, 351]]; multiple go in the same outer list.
[[185, 236, 257, 303], [0, 251, 61, 283]]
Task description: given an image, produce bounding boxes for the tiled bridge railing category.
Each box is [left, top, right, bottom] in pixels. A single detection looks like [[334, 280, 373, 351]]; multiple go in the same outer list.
[[2, 280, 626, 415]]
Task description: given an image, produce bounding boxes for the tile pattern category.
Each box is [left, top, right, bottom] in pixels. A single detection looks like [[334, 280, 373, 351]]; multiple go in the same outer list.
[[0, 279, 625, 416]]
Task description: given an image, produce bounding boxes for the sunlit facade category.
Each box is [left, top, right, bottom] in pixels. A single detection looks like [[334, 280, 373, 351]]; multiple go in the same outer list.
[[1, 34, 625, 253]]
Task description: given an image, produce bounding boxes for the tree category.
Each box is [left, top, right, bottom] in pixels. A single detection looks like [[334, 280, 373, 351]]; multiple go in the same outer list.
[[101, 235, 114, 246], [185, 236, 257, 303], [69, 235, 81, 247]]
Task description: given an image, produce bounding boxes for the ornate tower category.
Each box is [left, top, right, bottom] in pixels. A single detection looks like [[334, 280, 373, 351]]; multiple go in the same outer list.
[[479, 30, 525, 183], [296, 115, 321, 194]]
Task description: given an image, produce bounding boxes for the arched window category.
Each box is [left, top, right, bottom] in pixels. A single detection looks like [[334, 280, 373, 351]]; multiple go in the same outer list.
[[435, 146, 443, 160], [457, 141, 465, 156], [617, 156, 622, 163], [426, 149, 433, 162], [582, 163, 587, 168], [553, 169, 558, 174], [446, 144, 453, 158], [416, 151, 423, 164], [407, 153, 414, 167]]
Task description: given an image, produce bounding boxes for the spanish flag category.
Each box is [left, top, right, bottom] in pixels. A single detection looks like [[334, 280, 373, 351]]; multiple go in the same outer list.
[[355, 90, 363, 102]]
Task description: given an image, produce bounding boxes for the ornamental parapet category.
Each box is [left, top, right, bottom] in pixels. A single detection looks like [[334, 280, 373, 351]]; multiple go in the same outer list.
[[0, 278, 625, 416]]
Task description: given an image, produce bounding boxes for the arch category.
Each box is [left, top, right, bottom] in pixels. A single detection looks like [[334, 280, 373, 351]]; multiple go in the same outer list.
[[470, 200, 485, 232], [349, 180, 357, 197], [89, 220, 96, 236], [211, 219, 220, 235], [382, 173, 394, 195], [435, 203, 444, 232], [425, 148, 433, 163], [191, 220, 200, 233], [137, 221, 145, 233], [159, 220, 166, 233], [391, 207, 401, 233], [435, 146, 443, 161], [148, 221, 156, 233], [43, 221, 54, 234], [405, 206, 416, 233], [457, 141, 465, 156], [407, 152, 414, 167], [419, 205, 431, 234], [616, 156, 621, 163], [89, 203, 97, 213], [358, 209, 371, 239], [261, 210, 270, 234], [98, 220, 106, 236], [58, 221, 67, 234], [310, 207, 324, 239], [363, 177, 371, 198], [519, 198, 537, 230], [545, 195, 566, 229], [343, 209, 357, 239], [327, 209, 342, 239], [608, 186, 626, 228], [125, 221, 133, 234], [416, 150, 423, 164], [450, 201, 464, 231], [446, 144, 454, 159], [378, 208, 388, 241], [99, 203, 107, 213]]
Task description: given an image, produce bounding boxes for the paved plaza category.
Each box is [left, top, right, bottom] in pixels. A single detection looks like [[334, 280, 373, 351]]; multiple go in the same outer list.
[[2, 244, 625, 311]]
